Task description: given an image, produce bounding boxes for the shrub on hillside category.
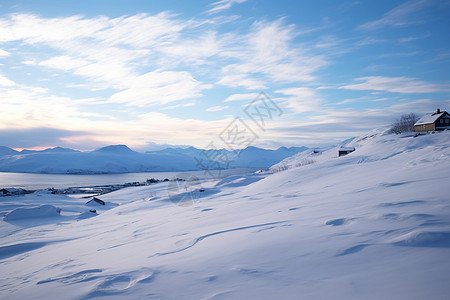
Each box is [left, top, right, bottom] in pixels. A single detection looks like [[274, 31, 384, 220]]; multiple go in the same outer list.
[[389, 113, 419, 134]]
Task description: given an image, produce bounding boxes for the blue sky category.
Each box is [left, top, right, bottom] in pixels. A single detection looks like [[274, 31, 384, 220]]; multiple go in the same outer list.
[[0, 0, 449, 151]]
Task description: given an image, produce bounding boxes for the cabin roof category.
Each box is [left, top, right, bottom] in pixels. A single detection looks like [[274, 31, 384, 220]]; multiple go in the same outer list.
[[415, 111, 447, 126], [339, 147, 355, 151]]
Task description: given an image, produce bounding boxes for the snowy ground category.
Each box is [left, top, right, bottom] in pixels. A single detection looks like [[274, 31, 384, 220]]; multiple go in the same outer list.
[[1, 128, 450, 299]]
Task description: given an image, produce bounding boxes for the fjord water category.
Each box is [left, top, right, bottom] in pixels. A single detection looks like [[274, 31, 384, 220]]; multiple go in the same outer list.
[[0, 168, 256, 190]]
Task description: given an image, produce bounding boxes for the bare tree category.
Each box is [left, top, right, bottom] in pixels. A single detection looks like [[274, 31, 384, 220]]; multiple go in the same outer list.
[[389, 113, 419, 134]]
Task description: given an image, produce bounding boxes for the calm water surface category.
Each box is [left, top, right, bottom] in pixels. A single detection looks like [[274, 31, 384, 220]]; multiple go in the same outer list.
[[0, 169, 257, 190]]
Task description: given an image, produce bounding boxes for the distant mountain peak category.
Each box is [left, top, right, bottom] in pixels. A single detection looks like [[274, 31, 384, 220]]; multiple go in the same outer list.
[[0, 146, 19, 156], [42, 147, 78, 153], [95, 145, 134, 153], [244, 146, 262, 151]]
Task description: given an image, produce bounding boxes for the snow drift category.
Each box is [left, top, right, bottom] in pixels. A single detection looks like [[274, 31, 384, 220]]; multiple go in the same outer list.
[[4, 205, 61, 221]]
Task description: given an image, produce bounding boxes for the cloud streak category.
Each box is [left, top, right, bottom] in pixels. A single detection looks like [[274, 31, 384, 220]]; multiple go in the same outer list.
[[108, 70, 211, 106], [340, 76, 450, 93], [207, 0, 247, 14], [358, 0, 432, 30]]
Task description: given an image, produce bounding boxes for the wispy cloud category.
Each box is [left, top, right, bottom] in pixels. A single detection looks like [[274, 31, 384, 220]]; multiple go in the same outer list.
[[0, 49, 10, 56], [109, 70, 211, 106], [207, 0, 247, 14], [224, 93, 260, 102], [275, 87, 322, 113], [160, 101, 197, 110], [0, 13, 184, 90], [358, 0, 432, 30], [0, 74, 15, 86], [340, 76, 450, 93], [398, 33, 430, 43], [0, 84, 231, 149], [0, 13, 327, 100], [206, 105, 229, 111], [217, 72, 267, 90], [216, 19, 327, 89], [0, 11, 332, 148]]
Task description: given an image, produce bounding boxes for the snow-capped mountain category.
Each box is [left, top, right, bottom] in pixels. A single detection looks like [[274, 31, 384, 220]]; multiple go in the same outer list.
[[0, 145, 307, 174]]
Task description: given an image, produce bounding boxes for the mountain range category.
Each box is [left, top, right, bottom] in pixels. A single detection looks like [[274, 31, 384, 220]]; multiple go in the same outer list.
[[0, 145, 308, 174]]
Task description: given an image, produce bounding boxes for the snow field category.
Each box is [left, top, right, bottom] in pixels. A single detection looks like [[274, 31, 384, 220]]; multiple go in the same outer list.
[[0, 129, 449, 299]]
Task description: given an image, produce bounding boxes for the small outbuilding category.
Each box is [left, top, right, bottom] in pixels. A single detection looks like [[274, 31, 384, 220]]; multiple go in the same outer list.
[[85, 197, 105, 206], [414, 108, 450, 132], [339, 147, 355, 157]]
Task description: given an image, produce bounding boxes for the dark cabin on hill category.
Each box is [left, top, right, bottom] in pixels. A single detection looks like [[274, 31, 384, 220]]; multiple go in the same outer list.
[[338, 147, 355, 157], [414, 108, 450, 132]]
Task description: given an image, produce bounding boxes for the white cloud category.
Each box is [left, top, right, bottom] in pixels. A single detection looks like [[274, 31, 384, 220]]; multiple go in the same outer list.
[[39, 56, 90, 72], [0, 13, 185, 90], [0, 13, 183, 46], [398, 33, 430, 43], [206, 105, 229, 112], [216, 19, 327, 87], [217, 73, 267, 90], [0, 84, 232, 149], [224, 93, 259, 102], [340, 76, 450, 93], [207, 0, 247, 14], [0, 13, 328, 105], [0, 49, 10, 56], [0, 85, 81, 131], [109, 70, 211, 106], [161, 101, 197, 110], [275, 87, 322, 113], [157, 31, 224, 65], [0, 74, 15, 86], [358, 0, 432, 30], [93, 12, 184, 48]]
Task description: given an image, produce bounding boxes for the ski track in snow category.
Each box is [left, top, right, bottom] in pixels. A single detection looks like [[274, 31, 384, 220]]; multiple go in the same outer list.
[[150, 221, 289, 257]]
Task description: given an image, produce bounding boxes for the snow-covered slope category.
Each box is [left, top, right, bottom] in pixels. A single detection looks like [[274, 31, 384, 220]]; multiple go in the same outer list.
[[0, 145, 305, 174], [0, 129, 449, 299]]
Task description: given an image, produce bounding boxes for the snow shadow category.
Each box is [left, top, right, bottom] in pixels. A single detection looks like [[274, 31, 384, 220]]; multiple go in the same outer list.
[[0, 242, 47, 260], [215, 175, 265, 188], [336, 244, 371, 256]]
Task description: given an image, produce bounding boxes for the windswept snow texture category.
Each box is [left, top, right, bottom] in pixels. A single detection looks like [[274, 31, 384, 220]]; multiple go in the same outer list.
[[1, 129, 450, 299], [0, 145, 306, 174]]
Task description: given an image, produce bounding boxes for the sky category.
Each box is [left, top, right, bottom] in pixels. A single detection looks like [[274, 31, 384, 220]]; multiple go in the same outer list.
[[0, 0, 449, 151]]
